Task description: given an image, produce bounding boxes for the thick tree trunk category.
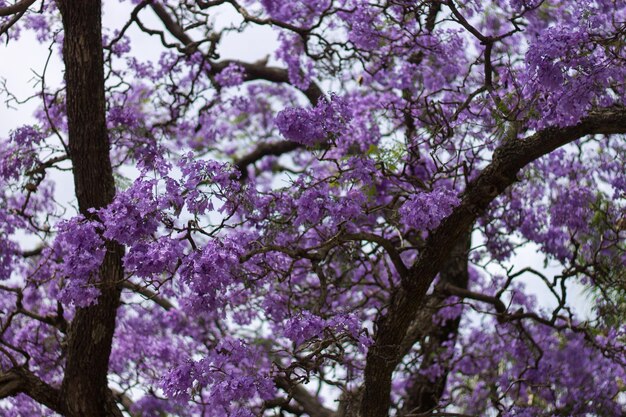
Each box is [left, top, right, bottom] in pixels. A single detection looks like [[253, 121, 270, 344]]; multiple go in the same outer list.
[[55, 1, 123, 416], [399, 231, 471, 416]]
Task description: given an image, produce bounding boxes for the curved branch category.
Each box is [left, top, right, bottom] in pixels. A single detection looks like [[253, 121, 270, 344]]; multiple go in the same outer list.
[[234, 140, 301, 180], [0, 0, 36, 16], [210, 59, 324, 105], [438, 283, 506, 315], [360, 106, 626, 417], [149, 3, 196, 50], [149, 3, 324, 104], [341, 232, 408, 278], [0, 8, 25, 37], [202, 0, 309, 35], [440, 283, 562, 328], [0, 367, 63, 414], [275, 377, 336, 417]]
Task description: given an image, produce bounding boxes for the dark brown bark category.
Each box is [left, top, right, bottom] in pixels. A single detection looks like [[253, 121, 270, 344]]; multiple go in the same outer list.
[[55, 1, 123, 416], [360, 107, 626, 417], [0, 0, 36, 16], [0, 368, 63, 413], [275, 377, 337, 417], [399, 231, 471, 416], [234, 140, 302, 180]]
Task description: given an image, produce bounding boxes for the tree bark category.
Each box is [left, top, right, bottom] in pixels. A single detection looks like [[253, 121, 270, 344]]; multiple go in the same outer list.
[[399, 231, 471, 416], [55, 1, 123, 416]]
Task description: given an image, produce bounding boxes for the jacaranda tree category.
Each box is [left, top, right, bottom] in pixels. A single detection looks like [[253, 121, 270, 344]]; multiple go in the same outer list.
[[1, 0, 625, 416]]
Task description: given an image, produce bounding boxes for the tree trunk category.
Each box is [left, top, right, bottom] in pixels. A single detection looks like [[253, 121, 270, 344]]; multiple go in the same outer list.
[[55, 1, 123, 416], [399, 231, 471, 416]]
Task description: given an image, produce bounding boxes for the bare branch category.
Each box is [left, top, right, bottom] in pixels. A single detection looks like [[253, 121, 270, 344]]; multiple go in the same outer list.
[[234, 140, 301, 180], [0, 367, 63, 413], [438, 282, 506, 315], [0, 8, 24, 38], [150, 3, 196, 49], [439, 282, 557, 327], [276, 377, 336, 417], [210, 59, 324, 105], [0, 0, 36, 17], [122, 281, 174, 311], [341, 233, 408, 278]]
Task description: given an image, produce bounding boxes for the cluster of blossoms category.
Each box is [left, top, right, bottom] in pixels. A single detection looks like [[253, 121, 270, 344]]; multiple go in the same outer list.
[[275, 95, 351, 145], [52, 217, 106, 307], [215, 64, 246, 88], [399, 188, 460, 231], [0, 126, 46, 182]]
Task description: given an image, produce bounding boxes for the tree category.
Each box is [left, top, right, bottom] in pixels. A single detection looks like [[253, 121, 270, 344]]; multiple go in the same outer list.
[[0, 0, 625, 416]]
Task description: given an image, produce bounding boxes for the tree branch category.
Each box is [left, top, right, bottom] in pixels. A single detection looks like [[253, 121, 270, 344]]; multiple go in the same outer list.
[[233, 137, 302, 180], [275, 377, 336, 417], [0, 8, 25, 37], [122, 281, 174, 311], [210, 59, 324, 105], [0, 0, 36, 17], [149, 3, 324, 104], [341, 232, 408, 278], [438, 283, 506, 315], [360, 106, 626, 417], [0, 367, 63, 414], [149, 3, 195, 49]]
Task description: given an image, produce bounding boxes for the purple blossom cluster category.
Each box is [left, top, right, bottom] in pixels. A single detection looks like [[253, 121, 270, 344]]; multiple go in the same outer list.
[[161, 338, 275, 415], [98, 179, 160, 245], [215, 64, 246, 88], [399, 188, 460, 231], [177, 239, 243, 314], [283, 310, 364, 346], [53, 216, 106, 307], [275, 94, 351, 145], [0, 208, 18, 281], [0, 126, 46, 181]]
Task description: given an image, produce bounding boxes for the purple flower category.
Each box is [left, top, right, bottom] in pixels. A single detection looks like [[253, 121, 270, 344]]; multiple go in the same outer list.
[[399, 188, 460, 231], [53, 216, 106, 307], [275, 95, 351, 145], [215, 64, 245, 87]]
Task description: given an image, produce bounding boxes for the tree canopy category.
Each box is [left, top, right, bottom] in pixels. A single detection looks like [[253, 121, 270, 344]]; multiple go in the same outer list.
[[1, 1, 626, 416]]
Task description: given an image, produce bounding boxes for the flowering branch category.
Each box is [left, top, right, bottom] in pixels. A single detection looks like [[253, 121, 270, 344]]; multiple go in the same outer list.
[[361, 106, 626, 417]]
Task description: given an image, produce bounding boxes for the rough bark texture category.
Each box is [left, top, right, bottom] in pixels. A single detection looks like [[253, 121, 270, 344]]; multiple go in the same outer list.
[[360, 108, 626, 417], [399, 231, 471, 416], [55, 1, 123, 416], [0, 368, 62, 413], [0, 0, 36, 17]]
